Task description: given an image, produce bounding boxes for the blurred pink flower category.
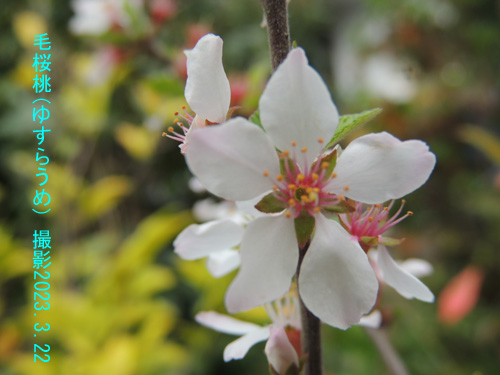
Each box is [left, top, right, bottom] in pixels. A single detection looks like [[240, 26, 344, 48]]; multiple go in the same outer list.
[[438, 266, 484, 324]]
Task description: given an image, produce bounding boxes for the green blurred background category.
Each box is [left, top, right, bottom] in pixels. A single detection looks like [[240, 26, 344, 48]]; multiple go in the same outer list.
[[0, 0, 499, 374]]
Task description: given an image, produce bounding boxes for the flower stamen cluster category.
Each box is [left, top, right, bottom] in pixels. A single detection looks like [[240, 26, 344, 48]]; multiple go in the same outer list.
[[263, 140, 343, 218], [339, 199, 413, 250]]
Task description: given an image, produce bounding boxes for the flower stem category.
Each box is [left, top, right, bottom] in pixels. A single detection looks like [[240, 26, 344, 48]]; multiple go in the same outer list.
[[259, 0, 291, 70], [296, 241, 323, 375], [363, 327, 409, 375]]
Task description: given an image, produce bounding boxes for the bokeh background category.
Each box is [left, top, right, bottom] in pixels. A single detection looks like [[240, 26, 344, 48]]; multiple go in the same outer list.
[[0, 0, 499, 374]]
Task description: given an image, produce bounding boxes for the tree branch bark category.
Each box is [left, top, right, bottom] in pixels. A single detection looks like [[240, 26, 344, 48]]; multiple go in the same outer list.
[[259, 0, 291, 70]]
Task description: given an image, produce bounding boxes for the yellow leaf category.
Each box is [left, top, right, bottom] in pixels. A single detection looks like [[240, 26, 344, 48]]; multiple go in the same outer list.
[[115, 123, 158, 160]]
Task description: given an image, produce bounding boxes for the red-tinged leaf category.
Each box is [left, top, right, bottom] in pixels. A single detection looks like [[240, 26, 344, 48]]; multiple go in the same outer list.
[[255, 193, 287, 213], [294, 213, 315, 249]]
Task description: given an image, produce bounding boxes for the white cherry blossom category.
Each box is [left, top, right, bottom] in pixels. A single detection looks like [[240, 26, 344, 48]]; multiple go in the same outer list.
[[165, 34, 231, 153], [185, 47, 436, 329], [195, 292, 301, 374]]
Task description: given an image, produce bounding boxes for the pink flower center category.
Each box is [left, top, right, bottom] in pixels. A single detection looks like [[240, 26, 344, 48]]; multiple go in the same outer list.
[[339, 200, 413, 240], [263, 139, 343, 218]]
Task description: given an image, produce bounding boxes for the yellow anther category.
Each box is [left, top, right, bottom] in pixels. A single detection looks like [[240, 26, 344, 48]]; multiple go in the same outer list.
[[168, 127, 174, 132], [298, 174, 305, 181], [301, 147, 308, 153], [174, 118, 180, 123], [277, 174, 284, 181], [321, 162, 330, 169], [318, 137, 324, 143], [181, 105, 186, 109], [306, 187, 313, 194], [375, 204, 380, 208], [312, 173, 319, 181], [313, 187, 320, 192], [368, 217, 374, 223], [263, 170, 269, 177], [407, 211, 414, 216], [384, 207, 389, 211], [162, 132, 167, 137], [272, 185, 278, 191], [288, 184, 296, 190], [283, 150, 290, 157], [331, 173, 337, 178], [174, 111, 179, 116], [402, 199, 406, 204], [313, 206, 321, 213], [338, 194, 345, 202], [344, 186, 349, 191], [301, 195, 309, 203], [285, 211, 292, 218], [291, 141, 297, 147], [288, 199, 296, 206]]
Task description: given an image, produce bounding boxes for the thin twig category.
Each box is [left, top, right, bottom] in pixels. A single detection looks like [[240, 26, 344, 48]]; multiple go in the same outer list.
[[363, 327, 409, 375]]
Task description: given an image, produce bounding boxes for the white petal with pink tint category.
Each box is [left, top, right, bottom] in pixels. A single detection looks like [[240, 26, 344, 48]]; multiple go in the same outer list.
[[224, 327, 271, 361], [174, 219, 243, 260], [326, 132, 436, 204], [259, 48, 339, 169], [225, 215, 298, 313], [184, 34, 231, 123], [206, 249, 240, 278], [265, 325, 299, 374], [195, 311, 262, 335], [399, 258, 434, 278], [357, 310, 382, 329], [376, 245, 434, 302], [186, 118, 280, 201], [299, 215, 378, 329]]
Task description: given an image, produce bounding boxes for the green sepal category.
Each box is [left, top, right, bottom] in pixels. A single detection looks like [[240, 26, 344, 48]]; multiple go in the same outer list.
[[378, 236, 405, 247], [326, 108, 382, 148], [249, 109, 264, 131], [294, 212, 315, 249], [321, 199, 355, 214], [312, 149, 337, 182], [361, 236, 379, 248], [255, 193, 287, 213]]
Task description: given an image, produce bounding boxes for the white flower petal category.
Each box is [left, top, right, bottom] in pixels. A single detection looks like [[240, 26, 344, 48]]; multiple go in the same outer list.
[[265, 325, 299, 374], [195, 311, 262, 335], [326, 132, 436, 204], [184, 34, 231, 123], [376, 246, 434, 302], [398, 258, 434, 278], [299, 215, 378, 330], [174, 219, 243, 260], [357, 310, 382, 329], [223, 327, 271, 361], [206, 249, 240, 278], [185, 118, 280, 201], [225, 215, 298, 313], [259, 48, 339, 169]]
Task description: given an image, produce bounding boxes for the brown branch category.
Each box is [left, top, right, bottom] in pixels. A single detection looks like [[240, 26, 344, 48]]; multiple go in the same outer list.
[[296, 241, 323, 375], [259, 0, 291, 70]]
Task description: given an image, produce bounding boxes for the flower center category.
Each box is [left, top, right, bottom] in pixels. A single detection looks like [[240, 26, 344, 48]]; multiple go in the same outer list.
[[264, 139, 342, 218], [339, 200, 413, 241]]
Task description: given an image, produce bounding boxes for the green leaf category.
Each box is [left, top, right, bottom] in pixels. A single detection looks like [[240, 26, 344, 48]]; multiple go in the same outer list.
[[321, 199, 355, 214], [249, 109, 264, 130], [255, 193, 287, 213], [311, 149, 337, 182], [326, 108, 382, 148], [294, 213, 315, 249]]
